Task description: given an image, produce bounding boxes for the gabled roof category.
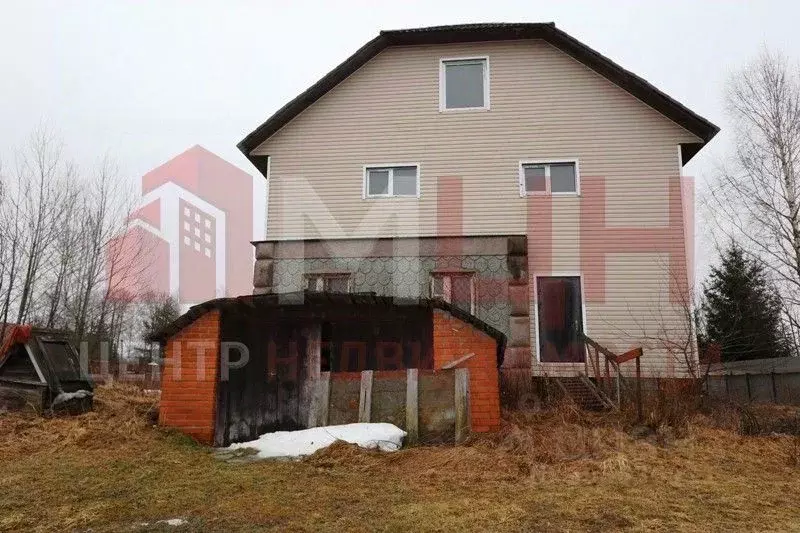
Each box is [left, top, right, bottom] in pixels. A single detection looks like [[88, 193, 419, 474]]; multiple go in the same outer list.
[[239, 22, 719, 172], [148, 290, 507, 366]]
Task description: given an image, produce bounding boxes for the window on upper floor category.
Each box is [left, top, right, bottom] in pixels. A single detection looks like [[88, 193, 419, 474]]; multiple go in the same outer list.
[[431, 272, 475, 314], [306, 273, 351, 293], [440, 57, 489, 111], [519, 160, 579, 196], [364, 165, 419, 198]]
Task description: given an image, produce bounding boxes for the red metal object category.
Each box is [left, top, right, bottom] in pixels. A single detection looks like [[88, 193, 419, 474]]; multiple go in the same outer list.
[[0, 324, 33, 361]]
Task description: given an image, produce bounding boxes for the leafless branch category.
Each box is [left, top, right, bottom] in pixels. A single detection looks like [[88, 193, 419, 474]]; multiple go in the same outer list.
[[704, 48, 800, 350]]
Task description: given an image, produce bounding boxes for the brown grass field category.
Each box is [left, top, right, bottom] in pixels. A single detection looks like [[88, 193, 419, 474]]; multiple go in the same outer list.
[[1, 384, 799, 532]]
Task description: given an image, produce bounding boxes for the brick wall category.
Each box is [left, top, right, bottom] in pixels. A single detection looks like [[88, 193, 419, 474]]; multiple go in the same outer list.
[[159, 310, 220, 444], [432, 309, 501, 432]]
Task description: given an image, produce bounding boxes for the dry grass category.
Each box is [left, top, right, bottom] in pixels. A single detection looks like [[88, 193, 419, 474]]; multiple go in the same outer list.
[[1, 386, 799, 532]]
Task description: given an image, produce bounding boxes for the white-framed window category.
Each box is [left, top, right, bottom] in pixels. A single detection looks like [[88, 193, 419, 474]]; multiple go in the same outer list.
[[439, 56, 490, 111], [305, 273, 352, 293], [363, 164, 420, 198], [519, 160, 580, 196], [430, 272, 476, 314]]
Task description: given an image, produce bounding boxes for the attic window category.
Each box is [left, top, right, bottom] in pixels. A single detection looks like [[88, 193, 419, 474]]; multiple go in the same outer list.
[[440, 57, 489, 111]]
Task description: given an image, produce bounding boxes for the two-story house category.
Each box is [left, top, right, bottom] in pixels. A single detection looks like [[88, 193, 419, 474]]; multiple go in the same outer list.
[[238, 23, 718, 384]]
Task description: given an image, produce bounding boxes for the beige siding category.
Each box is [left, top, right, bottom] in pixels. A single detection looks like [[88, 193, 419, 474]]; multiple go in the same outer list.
[[533, 253, 696, 379], [254, 39, 701, 377], [255, 39, 698, 240]]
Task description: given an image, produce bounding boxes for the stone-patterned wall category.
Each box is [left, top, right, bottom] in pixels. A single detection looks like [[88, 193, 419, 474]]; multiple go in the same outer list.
[[274, 255, 509, 334], [252, 237, 528, 349]]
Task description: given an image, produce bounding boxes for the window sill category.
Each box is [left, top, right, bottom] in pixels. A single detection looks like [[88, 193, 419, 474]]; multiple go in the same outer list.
[[439, 106, 490, 113], [362, 195, 420, 200], [520, 193, 581, 198]]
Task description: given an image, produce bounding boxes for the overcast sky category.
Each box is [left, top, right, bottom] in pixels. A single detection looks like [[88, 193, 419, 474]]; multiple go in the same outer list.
[[2, 0, 800, 277]]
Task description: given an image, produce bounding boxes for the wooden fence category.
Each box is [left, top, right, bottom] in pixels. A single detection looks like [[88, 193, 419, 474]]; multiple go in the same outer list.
[[218, 367, 470, 446]]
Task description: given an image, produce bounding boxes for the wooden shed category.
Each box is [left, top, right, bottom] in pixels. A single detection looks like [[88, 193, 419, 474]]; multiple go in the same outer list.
[[0, 325, 94, 414], [149, 291, 505, 446]]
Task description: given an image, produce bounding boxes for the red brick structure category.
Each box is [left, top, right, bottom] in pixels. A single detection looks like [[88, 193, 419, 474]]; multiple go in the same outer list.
[[433, 309, 501, 432], [152, 293, 504, 446], [159, 310, 220, 444]]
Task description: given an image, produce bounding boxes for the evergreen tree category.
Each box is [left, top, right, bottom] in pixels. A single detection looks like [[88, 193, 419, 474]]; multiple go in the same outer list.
[[701, 243, 792, 362], [141, 293, 181, 362]]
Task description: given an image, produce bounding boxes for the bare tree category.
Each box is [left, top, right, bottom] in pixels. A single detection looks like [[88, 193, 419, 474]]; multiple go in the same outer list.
[[10, 126, 75, 325], [706, 49, 800, 348], [43, 188, 82, 329], [616, 264, 711, 382], [0, 164, 8, 340], [0, 152, 35, 337], [62, 156, 144, 344], [1, 126, 147, 364]]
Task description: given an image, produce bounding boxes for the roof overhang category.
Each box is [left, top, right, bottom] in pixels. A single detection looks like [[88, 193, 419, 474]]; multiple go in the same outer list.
[[149, 291, 507, 366], [238, 23, 719, 171]]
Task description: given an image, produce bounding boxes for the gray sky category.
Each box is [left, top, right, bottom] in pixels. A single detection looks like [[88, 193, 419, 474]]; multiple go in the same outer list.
[[2, 0, 799, 277]]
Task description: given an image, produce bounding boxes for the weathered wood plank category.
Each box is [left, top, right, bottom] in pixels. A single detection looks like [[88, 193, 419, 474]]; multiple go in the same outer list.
[[441, 353, 475, 369], [299, 324, 321, 427], [312, 371, 331, 427], [454, 368, 470, 444], [615, 347, 643, 364], [358, 370, 373, 423], [405, 368, 418, 445]]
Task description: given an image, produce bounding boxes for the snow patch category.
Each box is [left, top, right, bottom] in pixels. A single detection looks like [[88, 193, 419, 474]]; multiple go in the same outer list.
[[227, 423, 406, 459], [159, 518, 187, 526], [52, 389, 92, 404], [136, 518, 187, 528]]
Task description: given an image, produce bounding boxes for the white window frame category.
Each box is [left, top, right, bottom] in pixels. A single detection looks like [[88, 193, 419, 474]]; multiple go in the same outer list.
[[519, 159, 580, 197], [532, 272, 588, 364], [430, 272, 476, 314], [362, 164, 421, 199], [305, 273, 352, 293], [439, 56, 490, 112]]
